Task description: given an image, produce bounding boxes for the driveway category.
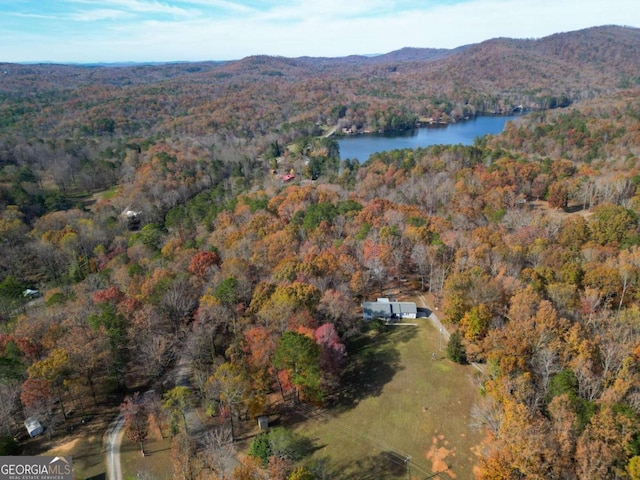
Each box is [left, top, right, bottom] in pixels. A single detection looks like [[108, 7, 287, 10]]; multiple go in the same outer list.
[[416, 294, 484, 372], [103, 357, 238, 479], [105, 414, 125, 480]]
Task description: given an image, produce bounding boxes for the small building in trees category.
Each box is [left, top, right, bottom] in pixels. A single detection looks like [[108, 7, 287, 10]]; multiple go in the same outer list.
[[362, 298, 417, 321], [122, 208, 141, 231], [23, 288, 40, 298], [257, 416, 269, 430], [24, 416, 43, 437]]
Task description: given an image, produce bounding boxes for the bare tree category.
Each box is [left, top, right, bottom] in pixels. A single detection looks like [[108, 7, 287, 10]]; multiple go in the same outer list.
[[138, 333, 176, 384], [574, 360, 602, 402], [203, 426, 236, 479], [470, 398, 504, 436], [593, 313, 638, 384], [531, 347, 561, 396], [161, 276, 198, 334], [410, 243, 429, 291], [0, 381, 21, 436]]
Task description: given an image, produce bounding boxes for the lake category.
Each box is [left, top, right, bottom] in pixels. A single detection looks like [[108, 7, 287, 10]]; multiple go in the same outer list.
[[337, 115, 520, 162]]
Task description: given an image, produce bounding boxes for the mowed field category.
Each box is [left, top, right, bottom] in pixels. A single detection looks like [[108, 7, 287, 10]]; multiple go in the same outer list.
[[292, 317, 485, 479]]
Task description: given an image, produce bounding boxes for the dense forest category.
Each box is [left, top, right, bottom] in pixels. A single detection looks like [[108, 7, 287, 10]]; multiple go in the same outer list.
[[1, 25, 640, 479]]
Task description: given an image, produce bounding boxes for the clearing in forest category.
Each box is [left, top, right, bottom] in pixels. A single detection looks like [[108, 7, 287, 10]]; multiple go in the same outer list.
[[291, 317, 484, 479]]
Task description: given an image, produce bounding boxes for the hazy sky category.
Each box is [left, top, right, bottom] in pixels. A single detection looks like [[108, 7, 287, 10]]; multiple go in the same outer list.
[[1, 0, 639, 63]]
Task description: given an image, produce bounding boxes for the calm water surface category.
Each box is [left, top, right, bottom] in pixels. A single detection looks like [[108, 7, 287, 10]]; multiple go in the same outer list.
[[337, 115, 520, 162]]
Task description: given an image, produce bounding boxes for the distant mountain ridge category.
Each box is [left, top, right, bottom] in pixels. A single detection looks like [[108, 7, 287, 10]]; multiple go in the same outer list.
[[4, 24, 638, 73], [1, 25, 639, 138], [366, 46, 465, 63]]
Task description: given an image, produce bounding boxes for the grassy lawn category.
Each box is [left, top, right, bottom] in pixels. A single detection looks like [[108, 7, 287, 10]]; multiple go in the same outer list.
[[120, 435, 173, 480], [292, 319, 484, 479], [38, 410, 117, 480], [100, 186, 120, 200], [38, 414, 171, 480]]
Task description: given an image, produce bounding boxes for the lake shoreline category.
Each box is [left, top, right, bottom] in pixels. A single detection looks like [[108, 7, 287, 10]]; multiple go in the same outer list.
[[337, 114, 522, 162], [334, 111, 526, 139]]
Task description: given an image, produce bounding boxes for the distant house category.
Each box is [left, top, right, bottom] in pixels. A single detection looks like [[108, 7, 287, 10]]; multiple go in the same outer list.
[[23, 288, 40, 298], [362, 298, 417, 321], [24, 416, 43, 437], [281, 173, 295, 182], [122, 208, 142, 231]]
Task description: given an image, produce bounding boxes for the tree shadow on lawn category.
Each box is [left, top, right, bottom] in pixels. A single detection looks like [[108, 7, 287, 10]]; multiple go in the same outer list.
[[333, 324, 417, 410], [329, 450, 409, 479], [30, 411, 115, 478]]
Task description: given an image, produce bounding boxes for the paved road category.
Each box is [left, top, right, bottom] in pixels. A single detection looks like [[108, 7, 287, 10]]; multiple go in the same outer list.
[[105, 414, 125, 480]]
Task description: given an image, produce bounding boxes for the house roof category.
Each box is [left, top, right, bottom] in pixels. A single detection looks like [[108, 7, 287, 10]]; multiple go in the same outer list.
[[394, 302, 418, 314], [363, 299, 417, 318], [363, 301, 393, 318]]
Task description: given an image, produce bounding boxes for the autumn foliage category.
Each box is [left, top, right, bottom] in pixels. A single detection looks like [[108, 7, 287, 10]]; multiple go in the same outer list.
[[1, 26, 640, 479]]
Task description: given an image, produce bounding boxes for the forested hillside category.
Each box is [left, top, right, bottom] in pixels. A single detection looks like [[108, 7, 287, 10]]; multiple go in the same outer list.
[[0, 25, 639, 479]]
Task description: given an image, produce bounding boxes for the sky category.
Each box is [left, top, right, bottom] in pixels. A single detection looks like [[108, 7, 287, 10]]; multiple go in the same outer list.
[[0, 0, 639, 63]]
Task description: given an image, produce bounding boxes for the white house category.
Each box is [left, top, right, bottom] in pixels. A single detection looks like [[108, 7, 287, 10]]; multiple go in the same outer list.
[[23, 288, 40, 298]]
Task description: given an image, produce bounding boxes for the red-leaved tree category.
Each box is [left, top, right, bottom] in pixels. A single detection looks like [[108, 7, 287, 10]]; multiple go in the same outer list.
[[120, 392, 149, 456]]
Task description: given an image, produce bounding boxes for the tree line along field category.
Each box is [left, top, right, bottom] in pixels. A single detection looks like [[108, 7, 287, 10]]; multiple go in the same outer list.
[[0, 26, 640, 480], [288, 312, 485, 479]]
